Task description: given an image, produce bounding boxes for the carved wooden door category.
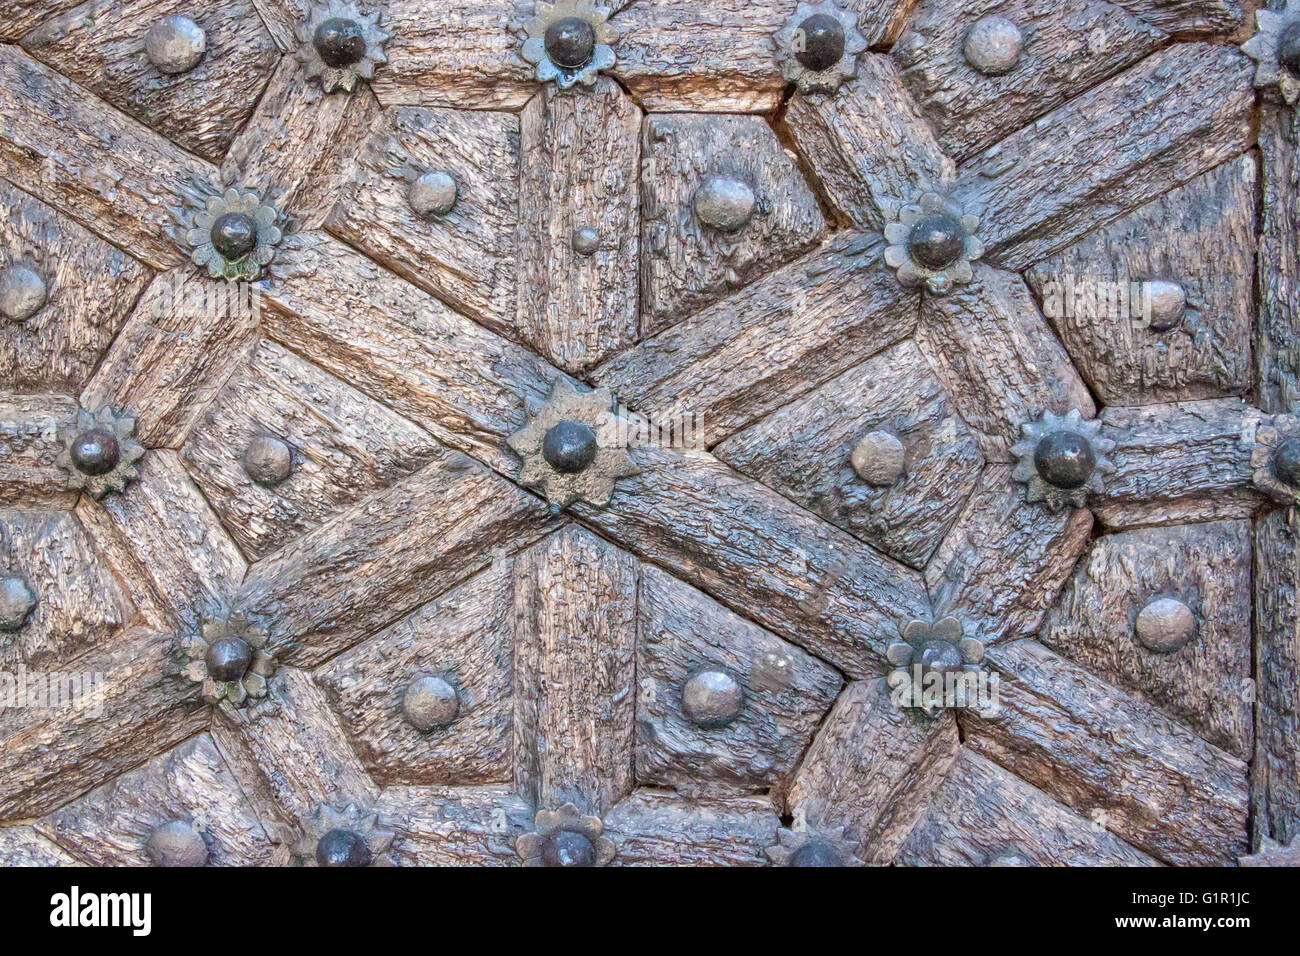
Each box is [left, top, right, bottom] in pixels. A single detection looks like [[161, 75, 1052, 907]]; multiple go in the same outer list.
[[1, 0, 1297, 868]]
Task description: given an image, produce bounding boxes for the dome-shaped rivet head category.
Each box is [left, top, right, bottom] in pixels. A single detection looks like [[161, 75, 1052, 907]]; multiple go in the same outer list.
[[543, 830, 597, 867], [1280, 20, 1300, 76], [1135, 597, 1197, 654], [542, 420, 599, 474], [313, 17, 366, 68], [681, 668, 744, 729], [145, 820, 208, 867], [0, 575, 37, 633], [694, 176, 756, 233], [794, 13, 846, 72], [70, 428, 121, 476], [850, 430, 905, 486], [918, 640, 964, 675], [243, 434, 293, 487], [145, 15, 207, 74], [544, 16, 596, 69], [1032, 430, 1096, 489], [1147, 280, 1186, 332], [408, 171, 458, 218], [315, 827, 372, 867], [0, 265, 48, 323], [572, 226, 599, 256], [209, 212, 258, 261], [788, 841, 842, 866], [964, 16, 1024, 76], [907, 212, 966, 270], [205, 637, 252, 682], [402, 674, 460, 731], [1276, 436, 1300, 488]]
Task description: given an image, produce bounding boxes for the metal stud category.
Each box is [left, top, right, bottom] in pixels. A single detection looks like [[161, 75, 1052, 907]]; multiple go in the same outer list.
[[0, 265, 47, 323], [145, 820, 209, 867], [205, 637, 253, 682], [544, 15, 597, 69], [1032, 430, 1097, 490], [1281, 19, 1300, 76], [571, 226, 599, 256], [794, 13, 846, 73], [542, 420, 598, 474], [1276, 436, 1300, 488], [243, 434, 293, 487], [0, 575, 37, 633], [408, 171, 458, 218], [850, 430, 905, 486], [70, 428, 122, 477], [964, 16, 1024, 76], [1135, 597, 1196, 654], [1146, 280, 1186, 332], [788, 841, 843, 866], [681, 668, 744, 729], [209, 212, 258, 262], [907, 212, 967, 270], [693, 176, 756, 233], [315, 827, 372, 867], [314, 17, 367, 68], [402, 674, 460, 731], [145, 15, 207, 75]]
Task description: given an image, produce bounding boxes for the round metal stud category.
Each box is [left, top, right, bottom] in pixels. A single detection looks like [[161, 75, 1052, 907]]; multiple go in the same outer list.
[[542, 420, 598, 474], [1146, 280, 1186, 332], [408, 171, 458, 218], [145, 15, 207, 75], [205, 637, 252, 682], [544, 16, 596, 69], [1280, 19, 1300, 77], [70, 428, 121, 477], [788, 841, 843, 867], [542, 830, 597, 867], [850, 430, 905, 486], [1274, 436, 1300, 488], [209, 212, 258, 261], [1135, 597, 1197, 654], [907, 212, 966, 270], [694, 176, 756, 233], [243, 434, 293, 487], [0, 265, 48, 323], [918, 640, 963, 675], [313, 17, 367, 68], [402, 675, 460, 732], [0, 575, 37, 633], [963, 16, 1024, 76], [681, 669, 744, 729], [145, 820, 208, 867], [794, 13, 846, 73], [1032, 431, 1096, 490], [572, 226, 599, 256], [315, 827, 372, 867]]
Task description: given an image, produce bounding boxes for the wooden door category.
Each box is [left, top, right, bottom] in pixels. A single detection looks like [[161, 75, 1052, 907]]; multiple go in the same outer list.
[[0, 0, 1296, 867]]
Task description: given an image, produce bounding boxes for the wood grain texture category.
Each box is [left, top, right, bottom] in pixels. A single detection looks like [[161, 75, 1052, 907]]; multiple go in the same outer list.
[[1258, 106, 1300, 414], [843, 0, 923, 44], [325, 105, 520, 336], [376, 785, 533, 865], [38, 734, 275, 867], [640, 112, 825, 335], [0, 394, 78, 509], [180, 338, 444, 562], [517, 78, 640, 372], [0, 0, 85, 42], [926, 465, 1094, 645], [781, 54, 955, 231], [1107, 0, 1244, 35], [636, 565, 842, 796], [603, 790, 779, 866], [785, 678, 959, 864], [314, 558, 515, 787], [896, 748, 1159, 866], [951, 42, 1255, 272], [0, 826, 81, 866], [513, 525, 638, 815], [962, 639, 1249, 865], [594, 234, 919, 447], [715, 339, 984, 569]]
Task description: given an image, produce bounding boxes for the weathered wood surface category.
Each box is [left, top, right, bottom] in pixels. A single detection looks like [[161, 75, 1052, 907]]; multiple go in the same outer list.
[[0, 394, 78, 508], [926, 467, 1094, 645], [20, 0, 280, 164], [326, 105, 520, 335], [0, 826, 81, 866], [0, 181, 152, 394], [513, 526, 638, 815], [1258, 107, 1300, 416], [640, 113, 825, 335], [1106, 0, 1244, 35], [603, 790, 779, 866], [896, 749, 1159, 866], [0, 0, 85, 42], [517, 79, 640, 372], [785, 678, 958, 864], [963, 640, 1249, 865], [842, 0, 924, 45], [637, 565, 842, 796], [715, 339, 983, 569], [951, 42, 1255, 272], [376, 785, 533, 866], [315, 558, 514, 787], [180, 339, 443, 562], [782, 54, 954, 231]]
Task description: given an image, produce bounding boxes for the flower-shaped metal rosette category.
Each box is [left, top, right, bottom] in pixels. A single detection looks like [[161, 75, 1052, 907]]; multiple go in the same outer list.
[[1243, 0, 1300, 106], [883, 191, 983, 295], [519, 0, 618, 89], [773, 1, 867, 95], [1251, 413, 1300, 506], [765, 820, 863, 867], [186, 186, 282, 282], [176, 609, 277, 710], [886, 616, 986, 712], [293, 803, 395, 867], [1011, 408, 1114, 511], [507, 378, 639, 510], [516, 802, 616, 866], [297, 0, 389, 93], [55, 406, 145, 500]]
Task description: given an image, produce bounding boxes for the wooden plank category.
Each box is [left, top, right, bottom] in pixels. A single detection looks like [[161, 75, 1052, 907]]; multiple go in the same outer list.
[[0, 0, 85, 42], [0, 826, 81, 866], [594, 234, 919, 447], [517, 78, 640, 372], [37, 734, 275, 867], [926, 465, 1094, 645], [636, 565, 842, 796], [781, 53, 955, 231], [714, 339, 984, 569], [842, 0, 923, 45], [513, 525, 638, 815], [1258, 107, 1300, 416], [324, 105, 520, 336], [603, 790, 779, 866], [951, 42, 1255, 272], [20, 0, 280, 164], [1107, 0, 1244, 35], [375, 785, 533, 866], [785, 678, 959, 864], [639, 113, 825, 336], [917, 264, 1095, 462], [962, 639, 1250, 865], [0, 394, 78, 509], [314, 558, 515, 787], [896, 749, 1159, 866], [0, 180, 152, 394], [179, 338, 444, 562], [0, 45, 214, 270]]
